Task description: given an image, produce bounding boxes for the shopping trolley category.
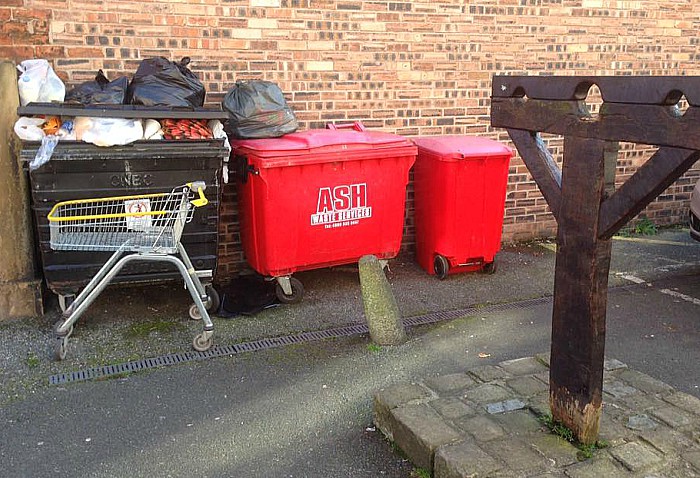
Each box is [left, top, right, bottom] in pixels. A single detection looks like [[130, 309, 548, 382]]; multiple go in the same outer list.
[[47, 182, 218, 360]]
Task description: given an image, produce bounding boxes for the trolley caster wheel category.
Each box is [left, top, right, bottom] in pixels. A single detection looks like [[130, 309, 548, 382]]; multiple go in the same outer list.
[[434, 255, 449, 280], [54, 336, 68, 361], [192, 333, 213, 352], [275, 277, 304, 304], [53, 320, 73, 338], [482, 261, 497, 275], [57, 294, 75, 314], [189, 285, 221, 320]]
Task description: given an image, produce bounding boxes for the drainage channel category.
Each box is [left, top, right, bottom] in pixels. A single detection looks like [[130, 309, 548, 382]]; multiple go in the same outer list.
[[48, 295, 555, 385]]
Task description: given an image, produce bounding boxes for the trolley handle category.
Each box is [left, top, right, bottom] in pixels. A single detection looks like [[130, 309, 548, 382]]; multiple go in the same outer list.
[[187, 181, 208, 208]]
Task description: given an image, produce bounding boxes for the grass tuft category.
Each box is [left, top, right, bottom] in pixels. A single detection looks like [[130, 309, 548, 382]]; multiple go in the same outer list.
[[538, 414, 609, 461]]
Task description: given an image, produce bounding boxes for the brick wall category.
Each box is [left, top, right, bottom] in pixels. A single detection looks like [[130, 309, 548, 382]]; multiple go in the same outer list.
[[3, 0, 700, 281]]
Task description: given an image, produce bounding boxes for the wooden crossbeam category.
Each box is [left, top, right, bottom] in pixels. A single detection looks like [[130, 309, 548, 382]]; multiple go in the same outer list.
[[598, 147, 700, 239], [507, 129, 562, 221], [492, 75, 700, 105], [491, 97, 700, 148]]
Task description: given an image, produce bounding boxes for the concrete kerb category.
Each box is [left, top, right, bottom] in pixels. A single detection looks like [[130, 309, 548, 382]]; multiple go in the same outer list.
[[373, 355, 700, 478]]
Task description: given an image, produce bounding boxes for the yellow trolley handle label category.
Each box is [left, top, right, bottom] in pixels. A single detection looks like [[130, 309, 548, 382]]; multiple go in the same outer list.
[[187, 181, 209, 208]]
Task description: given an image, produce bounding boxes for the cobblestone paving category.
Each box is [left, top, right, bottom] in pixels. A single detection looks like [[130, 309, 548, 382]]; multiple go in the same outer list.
[[374, 355, 700, 477]]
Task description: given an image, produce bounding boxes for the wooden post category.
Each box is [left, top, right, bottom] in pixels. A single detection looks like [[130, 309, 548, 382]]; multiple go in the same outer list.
[[549, 138, 617, 444]]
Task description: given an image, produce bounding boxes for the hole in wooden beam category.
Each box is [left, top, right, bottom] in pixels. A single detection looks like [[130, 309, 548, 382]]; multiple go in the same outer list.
[[671, 93, 689, 117], [512, 86, 527, 99], [582, 84, 603, 120], [663, 89, 684, 106]]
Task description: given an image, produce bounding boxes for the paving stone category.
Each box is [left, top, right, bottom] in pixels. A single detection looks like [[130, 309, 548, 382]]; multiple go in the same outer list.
[[604, 380, 640, 399], [651, 406, 694, 429], [604, 358, 628, 372], [463, 383, 511, 404], [627, 414, 659, 431], [468, 365, 510, 383], [663, 392, 700, 417], [616, 369, 675, 395], [598, 415, 635, 446], [374, 382, 433, 440], [390, 403, 463, 471], [609, 441, 664, 472], [528, 398, 551, 420], [640, 426, 695, 455], [486, 398, 527, 415], [430, 397, 477, 420], [507, 375, 550, 397], [602, 400, 629, 421], [645, 461, 700, 478], [454, 415, 506, 442], [484, 438, 550, 473], [425, 373, 477, 395], [499, 356, 549, 376], [374, 382, 433, 410], [564, 456, 629, 478], [434, 440, 503, 478], [534, 371, 550, 385], [535, 352, 551, 367], [618, 393, 668, 414], [683, 449, 700, 472], [528, 432, 581, 468], [491, 409, 544, 436]]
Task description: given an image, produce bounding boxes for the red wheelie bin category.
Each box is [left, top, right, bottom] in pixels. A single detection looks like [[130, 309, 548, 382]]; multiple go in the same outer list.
[[413, 136, 513, 279], [231, 122, 417, 302]]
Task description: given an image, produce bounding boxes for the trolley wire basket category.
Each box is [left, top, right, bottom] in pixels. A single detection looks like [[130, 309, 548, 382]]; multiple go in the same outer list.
[[48, 185, 204, 253], [48, 182, 218, 360]]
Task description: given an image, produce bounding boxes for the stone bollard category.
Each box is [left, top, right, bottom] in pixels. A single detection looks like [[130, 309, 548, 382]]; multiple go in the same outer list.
[[358, 255, 406, 345]]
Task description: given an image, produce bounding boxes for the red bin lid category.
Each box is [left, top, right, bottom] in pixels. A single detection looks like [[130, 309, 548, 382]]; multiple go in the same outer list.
[[231, 128, 417, 168], [232, 128, 413, 155], [413, 136, 513, 161]]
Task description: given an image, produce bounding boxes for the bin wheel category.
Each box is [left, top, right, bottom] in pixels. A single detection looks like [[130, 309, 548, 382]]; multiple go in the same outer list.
[[58, 294, 75, 314], [482, 261, 497, 275], [54, 336, 68, 361], [275, 277, 304, 304], [192, 333, 213, 352], [434, 255, 449, 280], [189, 285, 220, 320], [205, 285, 221, 313]]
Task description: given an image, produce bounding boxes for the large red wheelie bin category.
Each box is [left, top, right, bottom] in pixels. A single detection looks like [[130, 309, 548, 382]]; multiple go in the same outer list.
[[413, 136, 513, 279], [230, 122, 417, 302]]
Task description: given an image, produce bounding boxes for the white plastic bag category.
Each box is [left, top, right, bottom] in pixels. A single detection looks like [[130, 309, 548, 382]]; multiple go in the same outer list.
[[13, 117, 46, 141], [209, 119, 232, 183], [29, 135, 59, 171], [75, 117, 144, 147], [143, 119, 163, 139], [17, 59, 66, 106]]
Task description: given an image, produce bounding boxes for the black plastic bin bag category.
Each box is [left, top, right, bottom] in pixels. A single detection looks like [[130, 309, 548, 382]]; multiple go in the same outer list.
[[222, 80, 298, 139], [127, 57, 205, 108], [65, 70, 128, 105]]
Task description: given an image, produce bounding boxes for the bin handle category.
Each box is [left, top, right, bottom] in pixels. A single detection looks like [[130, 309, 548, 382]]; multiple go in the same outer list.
[[187, 181, 209, 208], [234, 154, 258, 184], [326, 121, 366, 132]]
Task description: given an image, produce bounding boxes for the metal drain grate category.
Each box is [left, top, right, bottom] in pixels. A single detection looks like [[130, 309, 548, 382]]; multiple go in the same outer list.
[[49, 295, 555, 385]]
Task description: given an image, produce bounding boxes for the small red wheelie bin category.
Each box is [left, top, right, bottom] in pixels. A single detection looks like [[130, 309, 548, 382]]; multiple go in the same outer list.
[[413, 136, 513, 279], [231, 122, 417, 302]]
